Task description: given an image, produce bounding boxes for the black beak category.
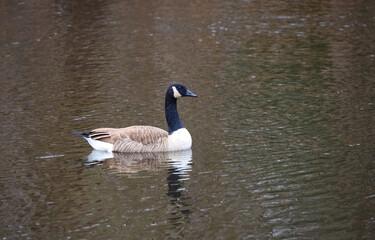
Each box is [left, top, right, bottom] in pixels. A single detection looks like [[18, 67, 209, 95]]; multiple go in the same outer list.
[[185, 89, 198, 97]]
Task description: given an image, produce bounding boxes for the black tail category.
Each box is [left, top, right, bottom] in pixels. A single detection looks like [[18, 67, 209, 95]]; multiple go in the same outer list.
[[73, 130, 90, 138]]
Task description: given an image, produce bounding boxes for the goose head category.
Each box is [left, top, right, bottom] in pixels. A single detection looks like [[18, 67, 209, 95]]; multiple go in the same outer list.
[[164, 83, 197, 135], [168, 83, 198, 99]]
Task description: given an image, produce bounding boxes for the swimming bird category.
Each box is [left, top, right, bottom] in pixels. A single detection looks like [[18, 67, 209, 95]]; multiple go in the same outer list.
[[74, 83, 197, 152]]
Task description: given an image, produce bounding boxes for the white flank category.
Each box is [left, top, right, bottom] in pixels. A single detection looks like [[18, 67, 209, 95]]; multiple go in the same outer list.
[[85, 137, 114, 152], [167, 128, 192, 151], [172, 86, 182, 98]]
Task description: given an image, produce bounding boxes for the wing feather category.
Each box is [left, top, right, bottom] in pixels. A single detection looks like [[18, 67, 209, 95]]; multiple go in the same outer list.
[[88, 126, 169, 152]]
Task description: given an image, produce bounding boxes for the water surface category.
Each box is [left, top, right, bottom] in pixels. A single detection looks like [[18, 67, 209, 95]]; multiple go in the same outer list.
[[0, 0, 374, 239]]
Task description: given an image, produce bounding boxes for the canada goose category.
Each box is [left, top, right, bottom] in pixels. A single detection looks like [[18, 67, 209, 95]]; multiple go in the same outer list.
[[74, 83, 197, 152]]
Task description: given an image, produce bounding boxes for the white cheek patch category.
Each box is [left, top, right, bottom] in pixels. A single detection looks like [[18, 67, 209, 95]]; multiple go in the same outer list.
[[172, 86, 182, 98]]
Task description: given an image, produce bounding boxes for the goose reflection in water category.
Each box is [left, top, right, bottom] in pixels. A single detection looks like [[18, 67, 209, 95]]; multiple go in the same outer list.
[[84, 149, 192, 174], [83, 150, 193, 227]]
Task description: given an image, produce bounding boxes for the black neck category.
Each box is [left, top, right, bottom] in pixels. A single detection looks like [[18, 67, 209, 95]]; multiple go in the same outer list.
[[165, 94, 183, 134]]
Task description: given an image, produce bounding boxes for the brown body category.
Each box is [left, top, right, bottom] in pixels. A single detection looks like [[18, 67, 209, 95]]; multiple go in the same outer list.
[[87, 126, 169, 152]]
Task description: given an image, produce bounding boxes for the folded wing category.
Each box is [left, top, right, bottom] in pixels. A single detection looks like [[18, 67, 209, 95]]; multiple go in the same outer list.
[[88, 126, 169, 152]]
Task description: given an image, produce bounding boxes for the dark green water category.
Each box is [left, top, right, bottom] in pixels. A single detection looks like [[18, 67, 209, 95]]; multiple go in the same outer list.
[[0, 0, 374, 239]]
